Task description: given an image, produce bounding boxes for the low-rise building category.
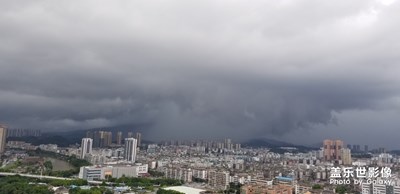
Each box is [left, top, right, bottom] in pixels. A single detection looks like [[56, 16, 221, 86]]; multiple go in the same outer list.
[[78, 163, 148, 180], [165, 167, 193, 183], [242, 184, 293, 194]]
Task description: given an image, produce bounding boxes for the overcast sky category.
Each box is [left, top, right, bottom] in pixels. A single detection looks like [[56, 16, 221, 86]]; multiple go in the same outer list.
[[1, 0, 400, 149]]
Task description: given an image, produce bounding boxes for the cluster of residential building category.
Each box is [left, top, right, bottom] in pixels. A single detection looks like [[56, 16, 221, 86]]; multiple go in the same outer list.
[[2, 124, 400, 194], [6, 128, 41, 137], [85, 130, 142, 148], [117, 137, 400, 193], [138, 139, 400, 193]]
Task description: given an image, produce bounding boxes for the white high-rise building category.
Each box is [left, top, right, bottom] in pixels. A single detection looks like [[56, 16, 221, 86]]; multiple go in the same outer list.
[[124, 138, 137, 163], [81, 138, 93, 159]]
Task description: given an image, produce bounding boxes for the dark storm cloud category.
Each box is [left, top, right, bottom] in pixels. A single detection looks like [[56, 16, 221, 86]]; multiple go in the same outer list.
[[1, 0, 400, 142]]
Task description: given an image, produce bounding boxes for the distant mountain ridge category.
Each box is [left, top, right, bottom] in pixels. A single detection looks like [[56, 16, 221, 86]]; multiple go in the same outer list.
[[242, 138, 295, 148], [242, 138, 319, 153]]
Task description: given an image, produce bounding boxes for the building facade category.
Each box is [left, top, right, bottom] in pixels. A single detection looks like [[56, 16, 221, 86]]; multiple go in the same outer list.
[[127, 132, 134, 138], [81, 138, 93, 159], [208, 170, 230, 190], [323, 139, 344, 161], [116, 131, 123, 145], [79, 164, 148, 180], [124, 138, 137, 163], [86, 131, 112, 148], [136, 132, 142, 147], [6, 128, 41, 137], [165, 167, 193, 183], [0, 125, 7, 154], [243, 184, 293, 194], [341, 148, 352, 165]]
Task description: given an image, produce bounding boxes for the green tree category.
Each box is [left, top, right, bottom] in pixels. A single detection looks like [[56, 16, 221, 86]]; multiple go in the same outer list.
[[336, 185, 347, 194], [312, 184, 322, 190], [69, 187, 113, 194], [157, 188, 184, 194], [44, 161, 53, 171], [0, 175, 54, 194]]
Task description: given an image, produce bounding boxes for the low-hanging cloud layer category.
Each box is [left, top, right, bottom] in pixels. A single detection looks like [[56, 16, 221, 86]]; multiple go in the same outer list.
[[1, 0, 400, 144]]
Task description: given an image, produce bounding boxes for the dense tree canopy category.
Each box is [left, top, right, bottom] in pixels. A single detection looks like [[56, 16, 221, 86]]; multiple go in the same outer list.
[[157, 188, 184, 194], [69, 187, 113, 194], [115, 176, 182, 188], [0, 176, 53, 194]]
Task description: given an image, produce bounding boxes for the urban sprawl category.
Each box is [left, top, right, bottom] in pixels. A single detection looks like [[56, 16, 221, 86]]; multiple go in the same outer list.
[[0, 125, 400, 194]]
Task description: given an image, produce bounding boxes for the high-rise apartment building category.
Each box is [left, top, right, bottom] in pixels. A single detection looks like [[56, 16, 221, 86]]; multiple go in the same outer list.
[[127, 132, 134, 138], [164, 167, 193, 183], [116, 131, 123, 145], [6, 129, 41, 137], [87, 131, 112, 148], [135, 132, 142, 147], [323, 139, 344, 161], [81, 138, 93, 159], [86, 131, 97, 147], [208, 170, 230, 190], [341, 148, 352, 165], [0, 125, 7, 154], [234, 143, 241, 150], [105, 131, 112, 146], [124, 138, 137, 163], [86, 131, 93, 139], [224, 138, 232, 150], [352, 144, 361, 151]]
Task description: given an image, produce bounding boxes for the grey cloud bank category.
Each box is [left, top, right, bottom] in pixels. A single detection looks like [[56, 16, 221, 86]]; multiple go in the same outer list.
[[1, 0, 400, 147]]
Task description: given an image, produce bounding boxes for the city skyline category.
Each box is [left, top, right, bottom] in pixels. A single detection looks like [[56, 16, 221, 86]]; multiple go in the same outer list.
[[1, 1, 400, 149], [2, 1, 400, 194]]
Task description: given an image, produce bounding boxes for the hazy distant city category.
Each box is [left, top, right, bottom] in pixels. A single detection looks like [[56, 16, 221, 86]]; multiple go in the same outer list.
[[2, 0, 400, 194]]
